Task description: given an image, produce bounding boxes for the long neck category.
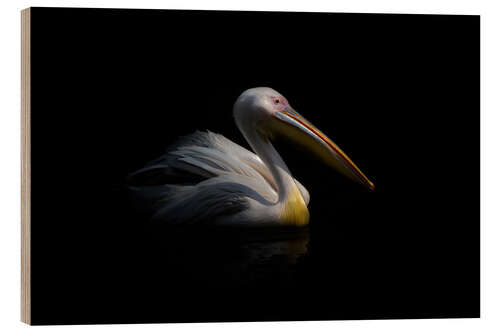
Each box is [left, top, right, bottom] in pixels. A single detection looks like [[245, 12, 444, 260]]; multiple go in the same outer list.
[[241, 129, 298, 203], [236, 116, 310, 226]]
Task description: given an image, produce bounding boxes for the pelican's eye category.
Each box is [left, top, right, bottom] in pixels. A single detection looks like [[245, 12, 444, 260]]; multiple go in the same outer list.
[[270, 96, 287, 110]]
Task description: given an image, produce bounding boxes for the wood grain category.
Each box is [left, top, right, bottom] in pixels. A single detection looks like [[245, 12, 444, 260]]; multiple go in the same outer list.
[[21, 7, 31, 325]]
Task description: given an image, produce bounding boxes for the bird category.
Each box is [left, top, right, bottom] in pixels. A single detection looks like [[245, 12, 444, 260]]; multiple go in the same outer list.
[[127, 87, 374, 227]]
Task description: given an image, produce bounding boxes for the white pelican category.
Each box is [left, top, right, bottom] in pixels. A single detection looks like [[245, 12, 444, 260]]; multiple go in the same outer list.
[[128, 87, 374, 227]]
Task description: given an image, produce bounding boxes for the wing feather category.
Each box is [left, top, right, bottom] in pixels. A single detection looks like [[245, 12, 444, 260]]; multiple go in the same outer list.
[[127, 130, 309, 223]]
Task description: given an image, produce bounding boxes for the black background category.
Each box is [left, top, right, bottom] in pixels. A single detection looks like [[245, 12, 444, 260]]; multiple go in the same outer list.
[[30, 8, 479, 324]]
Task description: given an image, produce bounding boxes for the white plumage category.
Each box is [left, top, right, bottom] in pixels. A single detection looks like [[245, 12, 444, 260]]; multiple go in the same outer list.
[[128, 130, 309, 226], [128, 87, 373, 227]]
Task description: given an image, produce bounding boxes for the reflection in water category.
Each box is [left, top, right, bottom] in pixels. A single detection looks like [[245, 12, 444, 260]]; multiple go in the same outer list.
[[240, 230, 309, 265], [147, 226, 310, 289]]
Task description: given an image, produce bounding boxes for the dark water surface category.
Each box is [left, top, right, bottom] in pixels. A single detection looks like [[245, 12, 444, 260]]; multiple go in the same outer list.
[[146, 226, 311, 288], [31, 181, 478, 324]]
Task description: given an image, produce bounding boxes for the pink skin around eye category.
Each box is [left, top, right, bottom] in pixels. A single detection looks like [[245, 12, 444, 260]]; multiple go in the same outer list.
[[271, 96, 289, 111]]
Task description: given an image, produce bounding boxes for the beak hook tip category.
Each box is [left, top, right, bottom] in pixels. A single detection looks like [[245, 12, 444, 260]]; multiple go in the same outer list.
[[368, 182, 375, 191]]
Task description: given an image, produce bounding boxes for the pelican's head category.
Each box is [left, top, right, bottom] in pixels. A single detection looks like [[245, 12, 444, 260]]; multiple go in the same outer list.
[[233, 87, 374, 191]]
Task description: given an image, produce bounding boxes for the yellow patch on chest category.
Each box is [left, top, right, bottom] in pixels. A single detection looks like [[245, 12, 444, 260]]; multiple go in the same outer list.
[[280, 186, 310, 226]]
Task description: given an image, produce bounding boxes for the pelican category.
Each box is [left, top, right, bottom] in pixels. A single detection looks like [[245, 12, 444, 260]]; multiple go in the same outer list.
[[128, 87, 374, 227]]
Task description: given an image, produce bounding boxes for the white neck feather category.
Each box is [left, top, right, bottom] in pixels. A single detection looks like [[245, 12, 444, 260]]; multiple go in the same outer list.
[[239, 128, 297, 204]]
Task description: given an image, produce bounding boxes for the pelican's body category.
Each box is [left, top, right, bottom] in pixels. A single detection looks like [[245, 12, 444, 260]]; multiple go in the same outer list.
[[128, 88, 374, 227]]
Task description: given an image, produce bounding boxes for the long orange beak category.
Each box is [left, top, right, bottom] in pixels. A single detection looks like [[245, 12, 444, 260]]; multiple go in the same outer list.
[[270, 107, 375, 191]]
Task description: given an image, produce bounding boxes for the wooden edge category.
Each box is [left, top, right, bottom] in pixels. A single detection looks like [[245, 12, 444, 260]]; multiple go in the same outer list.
[[21, 7, 31, 325]]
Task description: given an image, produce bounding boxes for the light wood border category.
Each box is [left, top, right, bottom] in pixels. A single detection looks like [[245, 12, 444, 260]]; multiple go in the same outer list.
[[21, 7, 31, 325]]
